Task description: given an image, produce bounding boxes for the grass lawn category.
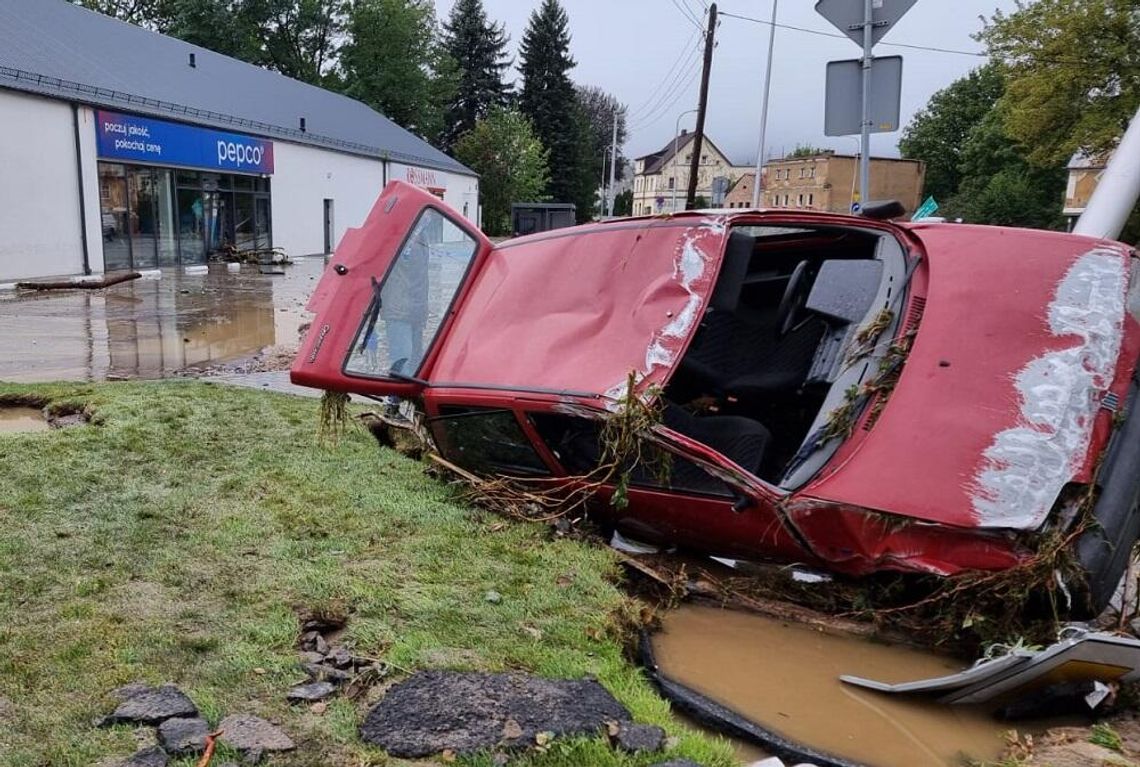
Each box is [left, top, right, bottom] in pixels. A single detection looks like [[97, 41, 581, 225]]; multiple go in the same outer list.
[[0, 381, 736, 767]]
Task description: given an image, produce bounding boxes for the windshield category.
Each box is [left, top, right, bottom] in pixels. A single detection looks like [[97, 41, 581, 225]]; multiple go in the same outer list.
[[344, 207, 477, 379]]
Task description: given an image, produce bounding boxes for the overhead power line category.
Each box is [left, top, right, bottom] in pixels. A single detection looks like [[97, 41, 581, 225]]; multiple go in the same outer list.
[[627, 25, 701, 120], [628, 39, 704, 129], [669, 0, 704, 32], [717, 9, 987, 58]]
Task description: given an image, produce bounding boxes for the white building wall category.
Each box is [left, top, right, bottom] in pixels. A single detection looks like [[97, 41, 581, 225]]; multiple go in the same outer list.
[[0, 90, 86, 281], [76, 105, 105, 273], [388, 162, 480, 229], [270, 141, 386, 256]]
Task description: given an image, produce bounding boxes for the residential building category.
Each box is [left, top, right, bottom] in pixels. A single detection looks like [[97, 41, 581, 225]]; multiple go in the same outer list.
[[1063, 152, 1107, 229], [723, 153, 925, 215], [631, 131, 750, 216], [0, 0, 478, 282]]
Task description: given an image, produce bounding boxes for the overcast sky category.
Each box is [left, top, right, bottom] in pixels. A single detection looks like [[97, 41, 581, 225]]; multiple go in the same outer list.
[[434, 0, 1017, 164]]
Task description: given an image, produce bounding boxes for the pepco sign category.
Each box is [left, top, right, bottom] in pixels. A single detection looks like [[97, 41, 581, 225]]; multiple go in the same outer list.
[[95, 110, 274, 174]]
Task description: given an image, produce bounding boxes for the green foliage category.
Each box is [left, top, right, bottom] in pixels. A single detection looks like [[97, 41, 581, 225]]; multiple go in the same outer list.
[[788, 144, 830, 158], [576, 84, 629, 186], [1090, 722, 1124, 752], [440, 0, 513, 151], [0, 380, 734, 767], [247, 0, 349, 86], [613, 189, 632, 217], [453, 108, 551, 236], [901, 62, 1064, 229], [72, 0, 173, 28], [942, 106, 1066, 229], [340, 0, 456, 143], [692, 195, 709, 209], [519, 0, 595, 220], [979, 0, 1140, 167], [899, 63, 1005, 203]]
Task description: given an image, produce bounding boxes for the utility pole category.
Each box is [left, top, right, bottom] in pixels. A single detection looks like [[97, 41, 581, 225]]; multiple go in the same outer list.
[[750, 0, 778, 209], [858, 0, 872, 207], [599, 152, 607, 218], [685, 2, 717, 210], [608, 111, 618, 216]]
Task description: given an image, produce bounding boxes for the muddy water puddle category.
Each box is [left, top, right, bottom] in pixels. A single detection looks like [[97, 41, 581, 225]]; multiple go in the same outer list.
[[0, 407, 50, 433], [654, 605, 1012, 767], [0, 259, 324, 383]]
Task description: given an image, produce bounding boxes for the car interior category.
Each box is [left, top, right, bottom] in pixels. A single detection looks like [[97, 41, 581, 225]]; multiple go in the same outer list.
[[661, 224, 907, 487]]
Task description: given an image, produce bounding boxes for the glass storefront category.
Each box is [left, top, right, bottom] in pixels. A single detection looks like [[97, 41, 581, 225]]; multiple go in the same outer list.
[[98, 162, 271, 270]]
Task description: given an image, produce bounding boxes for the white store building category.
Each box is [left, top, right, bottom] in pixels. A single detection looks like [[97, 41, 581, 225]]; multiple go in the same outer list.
[[0, 0, 479, 282]]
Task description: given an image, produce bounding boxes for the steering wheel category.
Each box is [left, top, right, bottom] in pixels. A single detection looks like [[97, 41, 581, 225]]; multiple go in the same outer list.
[[775, 260, 812, 336]]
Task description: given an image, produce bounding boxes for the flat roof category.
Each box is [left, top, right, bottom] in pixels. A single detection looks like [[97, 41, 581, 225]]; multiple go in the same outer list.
[[0, 0, 473, 176]]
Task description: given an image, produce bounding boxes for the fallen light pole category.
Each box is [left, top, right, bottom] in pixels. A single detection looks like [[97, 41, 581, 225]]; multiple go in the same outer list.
[[1074, 105, 1140, 241]]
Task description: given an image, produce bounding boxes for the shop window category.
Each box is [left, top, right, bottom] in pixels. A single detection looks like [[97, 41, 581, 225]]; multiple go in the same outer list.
[[176, 170, 199, 187], [232, 175, 254, 191], [431, 407, 549, 476]]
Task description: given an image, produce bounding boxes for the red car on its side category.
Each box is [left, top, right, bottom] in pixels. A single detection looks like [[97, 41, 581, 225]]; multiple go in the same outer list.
[[293, 181, 1140, 616]]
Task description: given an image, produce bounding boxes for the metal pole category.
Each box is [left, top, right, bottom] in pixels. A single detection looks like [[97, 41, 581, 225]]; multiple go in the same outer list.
[[686, 2, 717, 209], [599, 151, 607, 219], [608, 111, 618, 216], [671, 109, 697, 213], [750, 0, 778, 209], [858, 0, 873, 208], [1075, 105, 1140, 240]]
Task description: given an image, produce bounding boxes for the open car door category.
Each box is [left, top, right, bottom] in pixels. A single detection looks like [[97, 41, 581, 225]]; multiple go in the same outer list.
[[292, 181, 492, 398]]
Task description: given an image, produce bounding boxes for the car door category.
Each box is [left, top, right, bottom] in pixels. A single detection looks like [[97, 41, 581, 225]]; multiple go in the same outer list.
[[291, 180, 492, 398]]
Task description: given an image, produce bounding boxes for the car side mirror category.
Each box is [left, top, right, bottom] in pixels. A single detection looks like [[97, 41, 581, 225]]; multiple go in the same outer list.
[[732, 492, 756, 514]]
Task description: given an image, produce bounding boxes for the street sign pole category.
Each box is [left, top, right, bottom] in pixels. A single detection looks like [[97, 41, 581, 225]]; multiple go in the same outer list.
[[859, 0, 872, 207]]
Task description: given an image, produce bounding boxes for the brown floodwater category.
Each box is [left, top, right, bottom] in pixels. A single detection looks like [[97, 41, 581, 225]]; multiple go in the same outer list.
[[653, 605, 1011, 767], [0, 407, 50, 433], [0, 259, 323, 383]]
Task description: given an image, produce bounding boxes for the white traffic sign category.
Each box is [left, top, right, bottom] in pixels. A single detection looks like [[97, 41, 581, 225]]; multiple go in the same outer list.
[[814, 0, 917, 47]]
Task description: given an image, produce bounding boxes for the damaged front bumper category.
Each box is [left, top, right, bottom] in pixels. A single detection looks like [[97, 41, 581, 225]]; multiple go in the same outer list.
[[1076, 370, 1140, 615]]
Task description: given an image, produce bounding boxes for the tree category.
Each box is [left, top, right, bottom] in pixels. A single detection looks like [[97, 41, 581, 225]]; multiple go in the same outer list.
[[943, 108, 1065, 229], [453, 108, 550, 237], [340, 0, 456, 143], [788, 145, 830, 158], [980, 0, 1140, 167], [440, 0, 512, 151], [613, 189, 632, 217], [899, 63, 1004, 203], [575, 84, 628, 184], [165, 0, 259, 60], [518, 0, 593, 218], [73, 0, 173, 28], [242, 0, 348, 86]]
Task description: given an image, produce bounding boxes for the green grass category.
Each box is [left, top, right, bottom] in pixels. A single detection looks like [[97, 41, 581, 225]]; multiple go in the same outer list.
[[1091, 722, 1125, 753], [0, 381, 737, 767]]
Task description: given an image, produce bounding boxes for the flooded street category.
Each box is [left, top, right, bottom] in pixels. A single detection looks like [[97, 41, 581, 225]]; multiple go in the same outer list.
[[653, 605, 1011, 767], [0, 259, 324, 383]]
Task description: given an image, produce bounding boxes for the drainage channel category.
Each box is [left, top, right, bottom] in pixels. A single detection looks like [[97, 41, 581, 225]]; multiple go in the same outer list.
[[647, 604, 1018, 767]]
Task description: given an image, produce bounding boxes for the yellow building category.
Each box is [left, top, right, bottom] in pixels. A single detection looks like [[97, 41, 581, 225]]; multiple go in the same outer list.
[[631, 131, 750, 215], [1063, 153, 1106, 228], [724, 153, 925, 215]]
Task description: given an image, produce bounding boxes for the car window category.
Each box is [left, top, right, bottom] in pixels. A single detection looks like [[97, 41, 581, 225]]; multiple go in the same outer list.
[[431, 407, 549, 476], [530, 413, 734, 498], [344, 208, 478, 378]]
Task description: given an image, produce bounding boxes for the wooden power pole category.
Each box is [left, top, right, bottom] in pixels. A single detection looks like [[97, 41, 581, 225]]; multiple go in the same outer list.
[[685, 2, 717, 210]]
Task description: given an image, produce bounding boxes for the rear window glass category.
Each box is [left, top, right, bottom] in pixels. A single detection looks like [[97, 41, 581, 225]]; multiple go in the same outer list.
[[344, 208, 478, 378], [530, 413, 733, 498], [431, 407, 549, 476]]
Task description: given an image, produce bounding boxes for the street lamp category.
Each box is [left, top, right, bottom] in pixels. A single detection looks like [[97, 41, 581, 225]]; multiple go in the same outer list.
[[671, 108, 699, 213], [750, 0, 779, 209]]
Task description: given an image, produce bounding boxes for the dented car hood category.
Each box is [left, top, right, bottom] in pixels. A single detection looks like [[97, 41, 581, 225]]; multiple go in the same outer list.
[[806, 224, 1138, 532], [427, 218, 726, 400]]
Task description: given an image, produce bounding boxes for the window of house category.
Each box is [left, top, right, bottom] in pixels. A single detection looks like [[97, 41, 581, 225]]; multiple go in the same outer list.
[[668, 177, 675, 190], [431, 407, 549, 476], [798, 194, 804, 206], [529, 413, 733, 498], [701, 154, 707, 163], [808, 193, 814, 207], [809, 167, 816, 178], [799, 168, 807, 178]]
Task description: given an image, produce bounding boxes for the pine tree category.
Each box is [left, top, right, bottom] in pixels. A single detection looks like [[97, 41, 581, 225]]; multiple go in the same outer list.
[[518, 0, 591, 215], [440, 0, 511, 151]]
